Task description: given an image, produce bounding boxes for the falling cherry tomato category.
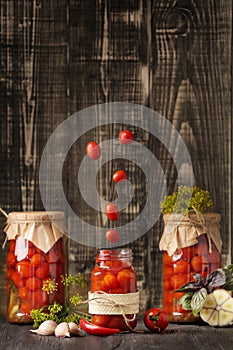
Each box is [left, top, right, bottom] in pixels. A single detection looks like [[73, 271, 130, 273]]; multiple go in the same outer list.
[[105, 203, 119, 221], [118, 130, 133, 144], [86, 141, 101, 160], [112, 170, 127, 183], [106, 229, 121, 243]]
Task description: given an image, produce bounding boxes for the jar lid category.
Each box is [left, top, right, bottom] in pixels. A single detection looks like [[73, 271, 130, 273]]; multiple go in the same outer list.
[[4, 211, 66, 253], [7, 211, 64, 223]]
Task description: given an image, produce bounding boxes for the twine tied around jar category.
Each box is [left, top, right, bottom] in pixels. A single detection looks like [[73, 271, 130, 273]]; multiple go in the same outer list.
[[86, 290, 142, 333], [187, 207, 215, 253]]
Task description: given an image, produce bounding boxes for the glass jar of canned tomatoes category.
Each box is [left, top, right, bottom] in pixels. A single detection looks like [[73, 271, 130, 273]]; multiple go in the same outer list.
[[89, 248, 139, 331], [159, 213, 222, 323], [4, 211, 67, 323]]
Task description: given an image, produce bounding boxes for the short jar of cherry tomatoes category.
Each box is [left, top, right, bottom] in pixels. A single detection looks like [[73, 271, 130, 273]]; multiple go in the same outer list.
[[89, 248, 139, 331], [4, 211, 67, 323], [160, 213, 222, 323]]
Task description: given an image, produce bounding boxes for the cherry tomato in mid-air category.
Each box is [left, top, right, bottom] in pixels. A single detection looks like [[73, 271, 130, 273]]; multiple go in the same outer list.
[[105, 203, 119, 221], [105, 229, 121, 243], [118, 130, 133, 145], [144, 308, 168, 333], [86, 141, 101, 160], [112, 170, 127, 183]]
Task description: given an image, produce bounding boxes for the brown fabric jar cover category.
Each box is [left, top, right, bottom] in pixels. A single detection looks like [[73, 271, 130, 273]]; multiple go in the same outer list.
[[4, 211, 66, 253], [159, 213, 222, 256]]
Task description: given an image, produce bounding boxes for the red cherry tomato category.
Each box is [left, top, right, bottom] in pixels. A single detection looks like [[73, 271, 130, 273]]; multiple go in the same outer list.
[[26, 277, 42, 291], [30, 253, 44, 267], [105, 229, 120, 243], [118, 130, 133, 144], [86, 141, 101, 160], [16, 261, 34, 278], [112, 170, 127, 183], [35, 263, 50, 279], [144, 308, 168, 333], [105, 203, 119, 221]]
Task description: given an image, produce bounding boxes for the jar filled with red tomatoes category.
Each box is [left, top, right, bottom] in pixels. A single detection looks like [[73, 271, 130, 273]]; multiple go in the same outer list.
[[159, 213, 222, 323], [4, 211, 67, 323], [89, 248, 139, 331]]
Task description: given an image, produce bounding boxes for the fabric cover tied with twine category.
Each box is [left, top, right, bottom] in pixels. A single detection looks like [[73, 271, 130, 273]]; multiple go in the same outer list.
[[4, 211, 66, 253], [159, 213, 222, 256]]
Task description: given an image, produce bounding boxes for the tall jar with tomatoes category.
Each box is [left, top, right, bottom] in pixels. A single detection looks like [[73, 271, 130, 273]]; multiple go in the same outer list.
[[89, 248, 139, 331], [159, 213, 222, 323], [4, 211, 67, 323]]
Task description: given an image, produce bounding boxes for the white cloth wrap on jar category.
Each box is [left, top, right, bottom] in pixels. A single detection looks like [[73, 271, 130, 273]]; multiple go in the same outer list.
[[88, 291, 140, 315], [159, 213, 222, 256], [4, 211, 66, 253]]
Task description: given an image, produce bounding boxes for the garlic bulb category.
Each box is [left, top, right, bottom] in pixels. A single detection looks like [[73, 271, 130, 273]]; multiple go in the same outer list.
[[55, 322, 70, 338], [68, 322, 81, 336], [200, 289, 233, 326], [30, 320, 57, 336]]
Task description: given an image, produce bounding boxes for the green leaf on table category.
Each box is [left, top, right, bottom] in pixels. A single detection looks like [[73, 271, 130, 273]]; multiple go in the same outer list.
[[191, 288, 207, 316], [179, 292, 193, 310]]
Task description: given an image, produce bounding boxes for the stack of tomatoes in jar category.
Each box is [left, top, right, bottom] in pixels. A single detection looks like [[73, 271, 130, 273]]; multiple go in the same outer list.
[[6, 237, 66, 323], [91, 249, 138, 331], [162, 234, 221, 323]]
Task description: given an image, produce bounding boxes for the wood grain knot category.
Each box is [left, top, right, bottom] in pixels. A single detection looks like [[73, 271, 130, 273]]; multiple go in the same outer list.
[[165, 8, 192, 37]]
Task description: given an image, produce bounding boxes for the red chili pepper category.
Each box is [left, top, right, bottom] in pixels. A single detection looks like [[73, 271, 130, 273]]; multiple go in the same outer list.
[[79, 318, 121, 336]]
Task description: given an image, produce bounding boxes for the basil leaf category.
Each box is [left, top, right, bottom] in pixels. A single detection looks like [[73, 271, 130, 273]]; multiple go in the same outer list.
[[193, 273, 205, 284], [223, 279, 233, 291], [191, 288, 207, 316], [224, 264, 233, 274], [206, 269, 227, 287], [174, 281, 202, 293], [179, 292, 193, 310]]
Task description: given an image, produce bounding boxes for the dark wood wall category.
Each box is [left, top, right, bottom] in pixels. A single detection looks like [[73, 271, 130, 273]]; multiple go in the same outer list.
[[0, 0, 232, 315]]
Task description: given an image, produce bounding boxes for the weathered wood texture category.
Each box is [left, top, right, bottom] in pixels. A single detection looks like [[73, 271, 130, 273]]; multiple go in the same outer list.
[[1, 319, 233, 350], [0, 0, 232, 316]]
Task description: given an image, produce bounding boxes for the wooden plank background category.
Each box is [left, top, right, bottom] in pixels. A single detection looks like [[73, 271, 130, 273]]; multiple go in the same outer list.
[[0, 0, 232, 317]]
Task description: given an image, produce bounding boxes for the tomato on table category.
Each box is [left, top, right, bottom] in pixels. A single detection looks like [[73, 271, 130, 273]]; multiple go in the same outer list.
[[144, 308, 168, 333]]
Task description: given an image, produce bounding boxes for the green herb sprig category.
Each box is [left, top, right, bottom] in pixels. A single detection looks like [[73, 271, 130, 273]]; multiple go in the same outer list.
[[160, 186, 213, 215], [30, 273, 90, 328]]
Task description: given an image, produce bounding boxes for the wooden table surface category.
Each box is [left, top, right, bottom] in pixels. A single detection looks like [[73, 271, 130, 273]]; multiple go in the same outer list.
[[1, 317, 233, 350]]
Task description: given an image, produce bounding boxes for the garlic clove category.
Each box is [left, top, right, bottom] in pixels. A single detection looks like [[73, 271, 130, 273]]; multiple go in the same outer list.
[[55, 322, 70, 338], [68, 322, 81, 336], [30, 320, 57, 336]]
